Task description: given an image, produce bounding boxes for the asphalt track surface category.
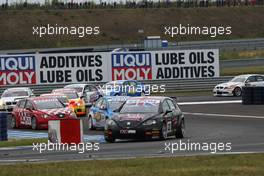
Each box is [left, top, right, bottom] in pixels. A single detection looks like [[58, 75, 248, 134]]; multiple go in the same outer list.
[[0, 96, 263, 164]]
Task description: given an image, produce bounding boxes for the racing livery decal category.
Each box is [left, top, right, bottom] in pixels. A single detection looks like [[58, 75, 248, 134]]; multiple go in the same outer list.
[[111, 52, 152, 80]]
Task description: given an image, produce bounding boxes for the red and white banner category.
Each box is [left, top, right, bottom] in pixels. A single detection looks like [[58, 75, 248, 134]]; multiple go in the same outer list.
[[48, 119, 83, 144]]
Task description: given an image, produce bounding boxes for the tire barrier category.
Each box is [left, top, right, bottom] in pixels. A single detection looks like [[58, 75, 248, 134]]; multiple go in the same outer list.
[[242, 87, 264, 105], [0, 112, 8, 141]]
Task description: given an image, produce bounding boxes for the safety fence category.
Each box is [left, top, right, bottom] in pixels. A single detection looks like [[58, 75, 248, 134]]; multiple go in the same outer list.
[[0, 76, 232, 96]]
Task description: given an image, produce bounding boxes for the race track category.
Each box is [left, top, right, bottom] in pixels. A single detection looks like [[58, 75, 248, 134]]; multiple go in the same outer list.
[[0, 96, 263, 164]]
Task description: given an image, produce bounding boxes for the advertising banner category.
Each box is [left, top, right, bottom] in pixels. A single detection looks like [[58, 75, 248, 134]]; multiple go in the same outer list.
[[0, 55, 36, 85], [152, 49, 219, 79], [35, 52, 109, 84], [111, 52, 152, 80], [0, 49, 219, 86], [110, 49, 219, 81]]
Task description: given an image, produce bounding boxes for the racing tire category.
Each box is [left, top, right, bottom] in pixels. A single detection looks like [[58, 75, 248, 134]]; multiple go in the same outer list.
[[31, 117, 38, 130], [88, 116, 95, 130], [175, 119, 185, 139], [160, 123, 168, 140], [10, 115, 17, 129], [105, 137, 115, 143], [233, 87, 242, 97]]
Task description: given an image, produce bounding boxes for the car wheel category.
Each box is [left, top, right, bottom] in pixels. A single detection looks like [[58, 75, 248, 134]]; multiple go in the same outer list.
[[10, 115, 17, 129], [233, 87, 242, 97], [31, 117, 38, 130], [176, 119, 185, 139], [88, 116, 95, 130], [160, 123, 168, 140], [105, 137, 115, 143]]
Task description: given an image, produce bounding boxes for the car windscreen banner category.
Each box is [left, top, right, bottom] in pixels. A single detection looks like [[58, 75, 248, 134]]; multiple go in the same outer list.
[[0, 49, 219, 85]]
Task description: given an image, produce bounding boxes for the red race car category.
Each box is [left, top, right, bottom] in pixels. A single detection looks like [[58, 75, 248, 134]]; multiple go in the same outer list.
[[11, 97, 77, 130]]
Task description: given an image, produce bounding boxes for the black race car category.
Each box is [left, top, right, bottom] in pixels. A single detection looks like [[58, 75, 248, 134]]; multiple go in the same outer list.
[[104, 96, 185, 143]]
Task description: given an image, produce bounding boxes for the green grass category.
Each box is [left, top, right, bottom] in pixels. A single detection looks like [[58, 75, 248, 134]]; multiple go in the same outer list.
[[0, 154, 264, 176], [0, 138, 46, 148], [221, 66, 264, 76], [220, 50, 264, 60]]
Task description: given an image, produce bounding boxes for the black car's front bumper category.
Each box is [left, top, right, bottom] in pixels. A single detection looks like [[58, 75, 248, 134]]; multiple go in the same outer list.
[[104, 125, 162, 140]]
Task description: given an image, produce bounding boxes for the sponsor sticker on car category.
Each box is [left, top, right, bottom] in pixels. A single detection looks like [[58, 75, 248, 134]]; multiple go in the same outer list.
[[107, 96, 127, 102], [120, 130, 136, 134], [126, 99, 160, 106]]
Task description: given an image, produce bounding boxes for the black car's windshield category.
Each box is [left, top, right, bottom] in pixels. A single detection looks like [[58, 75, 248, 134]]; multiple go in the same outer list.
[[2, 90, 29, 97], [120, 99, 160, 113], [230, 77, 246, 83], [34, 99, 64, 109]]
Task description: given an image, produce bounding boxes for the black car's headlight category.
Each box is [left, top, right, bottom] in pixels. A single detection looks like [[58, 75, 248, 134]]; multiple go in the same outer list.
[[105, 119, 117, 130], [142, 119, 157, 126]]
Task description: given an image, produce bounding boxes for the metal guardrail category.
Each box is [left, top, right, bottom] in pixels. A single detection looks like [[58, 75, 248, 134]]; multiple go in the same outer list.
[[169, 38, 264, 51], [1, 38, 264, 55], [0, 76, 233, 96]]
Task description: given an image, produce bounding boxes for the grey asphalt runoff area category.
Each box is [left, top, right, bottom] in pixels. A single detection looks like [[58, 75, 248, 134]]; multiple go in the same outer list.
[[0, 96, 263, 164]]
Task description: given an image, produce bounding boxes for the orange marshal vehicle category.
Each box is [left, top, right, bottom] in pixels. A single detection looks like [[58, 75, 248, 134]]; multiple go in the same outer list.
[[51, 88, 86, 116]]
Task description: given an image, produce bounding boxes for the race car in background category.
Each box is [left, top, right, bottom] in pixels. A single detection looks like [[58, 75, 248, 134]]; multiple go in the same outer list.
[[0, 87, 35, 111], [40, 93, 69, 106], [104, 96, 185, 143], [88, 96, 128, 130], [101, 80, 148, 96], [64, 84, 102, 106], [52, 88, 86, 116], [11, 97, 76, 130], [213, 74, 264, 97]]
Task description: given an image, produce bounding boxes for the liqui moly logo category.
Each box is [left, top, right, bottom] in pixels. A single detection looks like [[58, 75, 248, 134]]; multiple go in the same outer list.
[[0, 56, 36, 85], [111, 53, 152, 80]]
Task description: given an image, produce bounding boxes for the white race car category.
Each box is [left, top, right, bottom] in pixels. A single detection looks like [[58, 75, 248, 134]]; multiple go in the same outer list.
[[213, 74, 264, 97], [0, 87, 35, 111]]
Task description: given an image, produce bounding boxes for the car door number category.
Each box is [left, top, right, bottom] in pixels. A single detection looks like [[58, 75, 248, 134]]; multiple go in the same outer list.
[[20, 111, 31, 125], [167, 121, 172, 133]]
